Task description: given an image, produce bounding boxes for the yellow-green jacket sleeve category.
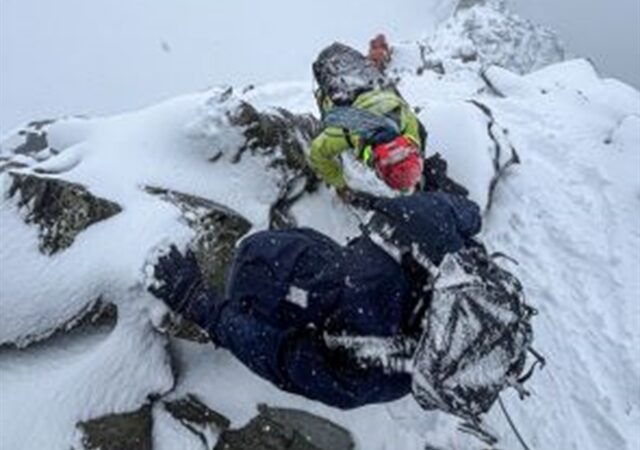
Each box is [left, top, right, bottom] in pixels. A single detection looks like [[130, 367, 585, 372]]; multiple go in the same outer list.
[[400, 106, 423, 151], [309, 127, 352, 189]]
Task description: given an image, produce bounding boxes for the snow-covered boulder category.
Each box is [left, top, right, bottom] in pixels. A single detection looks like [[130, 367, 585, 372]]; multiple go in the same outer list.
[[390, 0, 564, 78], [0, 88, 324, 347], [0, 89, 350, 449]]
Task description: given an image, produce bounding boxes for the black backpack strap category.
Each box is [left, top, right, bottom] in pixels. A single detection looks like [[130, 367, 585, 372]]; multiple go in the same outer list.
[[342, 128, 356, 149], [417, 120, 428, 153]]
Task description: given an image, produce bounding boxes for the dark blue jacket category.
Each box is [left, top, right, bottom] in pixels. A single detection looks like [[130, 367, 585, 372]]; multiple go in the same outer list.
[[192, 192, 481, 409]]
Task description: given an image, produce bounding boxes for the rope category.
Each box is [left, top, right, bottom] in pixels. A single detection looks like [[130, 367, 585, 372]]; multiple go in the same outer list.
[[498, 396, 533, 450], [518, 347, 546, 383]]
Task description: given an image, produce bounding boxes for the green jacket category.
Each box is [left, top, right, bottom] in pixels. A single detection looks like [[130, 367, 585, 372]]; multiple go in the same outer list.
[[309, 89, 423, 189]]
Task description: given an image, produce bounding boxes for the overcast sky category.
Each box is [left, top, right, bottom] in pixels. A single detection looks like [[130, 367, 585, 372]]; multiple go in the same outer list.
[[511, 0, 640, 88], [0, 0, 452, 132], [1, 0, 638, 133]]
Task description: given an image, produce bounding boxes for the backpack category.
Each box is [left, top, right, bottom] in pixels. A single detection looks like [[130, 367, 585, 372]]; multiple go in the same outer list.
[[313, 43, 389, 106], [411, 242, 540, 422], [322, 106, 401, 152]]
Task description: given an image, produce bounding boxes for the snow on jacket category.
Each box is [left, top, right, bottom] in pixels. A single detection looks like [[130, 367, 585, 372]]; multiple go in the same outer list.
[[193, 192, 481, 409], [309, 89, 423, 189]]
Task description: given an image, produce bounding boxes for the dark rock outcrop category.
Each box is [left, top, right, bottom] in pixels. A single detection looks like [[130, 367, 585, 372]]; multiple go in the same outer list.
[[145, 187, 253, 343], [145, 186, 252, 294], [468, 100, 521, 211], [7, 119, 55, 156], [228, 101, 321, 229], [165, 395, 231, 430], [77, 404, 153, 450], [0, 120, 58, 172], [7, 172, 122, 255], [456, 0, 500, 12], [76, 399, 355, 450], [164, 394, 231, 447], [2, 298, 117, 349], [0, 299, 118, 349], [215, 404, 355, 450]]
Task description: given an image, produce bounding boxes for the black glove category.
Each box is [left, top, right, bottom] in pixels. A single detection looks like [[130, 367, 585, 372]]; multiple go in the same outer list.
[[422, 153, 469, 197], [336, 186, 356, 204], [149, 245, 208, 318]]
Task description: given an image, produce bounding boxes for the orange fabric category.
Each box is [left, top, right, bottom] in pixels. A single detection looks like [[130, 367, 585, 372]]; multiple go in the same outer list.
[[368, 34, 391, 70]]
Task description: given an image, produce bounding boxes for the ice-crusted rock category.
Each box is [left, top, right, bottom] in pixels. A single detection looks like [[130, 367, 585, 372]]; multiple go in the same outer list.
[[449, 0, 564, 74], [391, 0, 564, 78], [193, 89, 322, 228], [231, 101, 321, 229], [7, 173, 123, 255]]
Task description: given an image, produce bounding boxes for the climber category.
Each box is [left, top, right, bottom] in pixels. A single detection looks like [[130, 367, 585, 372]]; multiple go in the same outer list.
[[149, 191, 482, 409], [309, 42, 427, 201], [368, 34, 391, 71]]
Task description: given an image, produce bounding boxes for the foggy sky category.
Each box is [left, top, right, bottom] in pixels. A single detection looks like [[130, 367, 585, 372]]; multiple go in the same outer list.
[[511, 0, 640, 88], [0, 0, 638, 133], [0, 0, 453, 132]]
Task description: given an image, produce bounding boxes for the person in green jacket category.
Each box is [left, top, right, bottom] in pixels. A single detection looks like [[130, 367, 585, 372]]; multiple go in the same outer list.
[[309, 43, 426, 201]]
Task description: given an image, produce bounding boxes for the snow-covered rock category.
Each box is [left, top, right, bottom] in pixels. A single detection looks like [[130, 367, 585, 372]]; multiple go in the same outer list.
[[390, 0, 564, 79], [0, 89, 348, 449], [7, 173, 122, 255]]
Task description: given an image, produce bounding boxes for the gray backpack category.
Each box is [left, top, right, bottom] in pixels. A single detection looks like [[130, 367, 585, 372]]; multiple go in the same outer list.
[[411, 243, 541, 423]]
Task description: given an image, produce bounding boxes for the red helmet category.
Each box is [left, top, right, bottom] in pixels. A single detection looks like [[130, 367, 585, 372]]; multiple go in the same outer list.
[[373, 136, 423, 191]]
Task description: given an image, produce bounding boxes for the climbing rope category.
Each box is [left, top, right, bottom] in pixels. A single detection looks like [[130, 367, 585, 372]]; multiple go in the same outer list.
[[498, 396, 533, 450]]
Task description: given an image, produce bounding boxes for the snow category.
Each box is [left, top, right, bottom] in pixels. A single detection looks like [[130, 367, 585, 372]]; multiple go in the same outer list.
[[1, 5, 640, 450], [0, 305, 174, 449], [418, 101, 496, 207], [466, 60, 640, 450], [286, 286, 309, 309]]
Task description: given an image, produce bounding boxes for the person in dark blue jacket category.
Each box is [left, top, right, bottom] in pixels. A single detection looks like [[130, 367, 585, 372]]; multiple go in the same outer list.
[[150, 192, 481, 409]]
